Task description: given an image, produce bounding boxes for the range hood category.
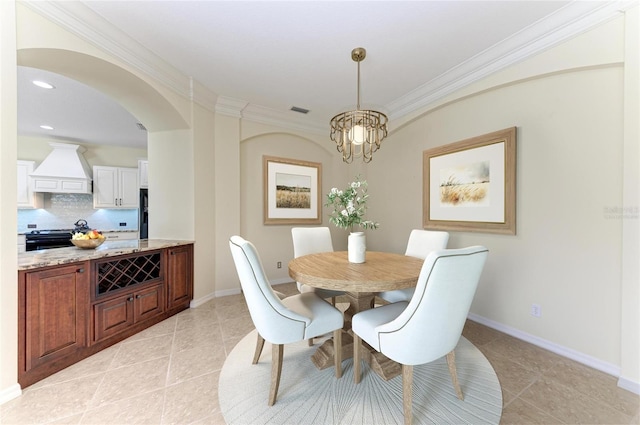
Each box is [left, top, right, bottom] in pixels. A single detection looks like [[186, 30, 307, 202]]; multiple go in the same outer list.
[[30, 142, 93, 194]]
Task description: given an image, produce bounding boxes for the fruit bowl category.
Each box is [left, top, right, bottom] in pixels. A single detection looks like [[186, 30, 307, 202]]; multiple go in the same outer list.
[[71, 238, 105, 249]]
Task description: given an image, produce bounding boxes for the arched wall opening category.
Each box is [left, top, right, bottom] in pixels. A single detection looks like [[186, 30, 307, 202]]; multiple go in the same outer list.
[[17, 48, 188, 132]]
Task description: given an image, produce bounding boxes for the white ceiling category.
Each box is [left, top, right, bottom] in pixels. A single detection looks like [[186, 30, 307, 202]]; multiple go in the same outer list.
[[18, 0, 623, 150]]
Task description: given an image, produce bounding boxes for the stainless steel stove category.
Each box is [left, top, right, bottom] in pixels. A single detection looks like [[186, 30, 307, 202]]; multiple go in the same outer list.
[[25, 230, 74, 251]]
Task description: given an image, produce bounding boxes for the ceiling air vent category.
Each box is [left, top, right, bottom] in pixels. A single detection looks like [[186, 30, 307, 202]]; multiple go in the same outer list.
[[290, 106, 309, 114], [136, 122, 147, 131]]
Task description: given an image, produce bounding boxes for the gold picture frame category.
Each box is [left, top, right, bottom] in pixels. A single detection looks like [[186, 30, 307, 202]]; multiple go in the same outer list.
[[423, 127, 516, 234], [263, 156, 322, 225]]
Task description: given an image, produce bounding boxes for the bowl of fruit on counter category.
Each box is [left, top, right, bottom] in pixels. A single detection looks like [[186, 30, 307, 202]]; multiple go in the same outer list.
[[71, 229, 106, 249]]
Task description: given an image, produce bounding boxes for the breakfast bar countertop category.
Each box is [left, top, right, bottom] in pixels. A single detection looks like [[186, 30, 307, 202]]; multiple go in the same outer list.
[[18, 239, 194, 271]]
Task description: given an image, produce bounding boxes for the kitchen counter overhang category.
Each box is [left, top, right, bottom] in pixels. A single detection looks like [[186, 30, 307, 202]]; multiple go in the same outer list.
[[18, 239, 194, 271]]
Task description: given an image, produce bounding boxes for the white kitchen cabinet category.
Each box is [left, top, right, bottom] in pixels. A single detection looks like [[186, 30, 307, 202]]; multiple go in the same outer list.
[[18, 234, 26, 253], [93, 166, 138, 209], [17, 161, 43, 209], [101, 231, 139, 241], [138, 160, 148, 189]]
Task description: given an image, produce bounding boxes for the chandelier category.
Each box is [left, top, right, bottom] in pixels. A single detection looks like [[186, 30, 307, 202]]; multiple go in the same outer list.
[[330, 47, 388, 164]]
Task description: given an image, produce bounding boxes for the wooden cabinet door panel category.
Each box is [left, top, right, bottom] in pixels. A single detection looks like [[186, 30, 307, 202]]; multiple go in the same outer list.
[[135, 284, 165, 322], [167, 245, 193, 309], [94, 296, 133, 342], [25, 264, 88, 371]]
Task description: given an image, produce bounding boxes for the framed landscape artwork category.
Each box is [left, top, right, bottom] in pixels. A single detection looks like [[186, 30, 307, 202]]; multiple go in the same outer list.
[[263, 156, 322, 225], [423, 127, 516, 234]]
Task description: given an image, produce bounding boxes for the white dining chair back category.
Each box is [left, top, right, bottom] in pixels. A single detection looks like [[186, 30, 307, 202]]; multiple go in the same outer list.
[[292, 227, 334, 258], [230, 236, 306, 344], [291, 227, 345, 299], [404, 229, 449, 259], [375, 246, 486, 364], [352, 246, 488, 425], [376, 229, 449, 304], [229, 236, 344, 405]]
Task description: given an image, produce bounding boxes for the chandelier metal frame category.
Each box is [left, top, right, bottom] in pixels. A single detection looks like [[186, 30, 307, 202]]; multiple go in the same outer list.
[[330, 47, 388, 164]]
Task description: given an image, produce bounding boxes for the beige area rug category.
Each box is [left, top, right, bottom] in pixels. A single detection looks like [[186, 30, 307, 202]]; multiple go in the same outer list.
[[219, 329, 502, 424]]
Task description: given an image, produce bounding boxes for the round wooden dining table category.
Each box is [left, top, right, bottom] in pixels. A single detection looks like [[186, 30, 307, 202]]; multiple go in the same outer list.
[[289, 250, 424, 321], [288, 250, 424, 380]]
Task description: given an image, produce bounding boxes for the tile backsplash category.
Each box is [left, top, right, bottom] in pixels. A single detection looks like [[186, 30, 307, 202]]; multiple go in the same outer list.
[[18, 193, 138, 233]]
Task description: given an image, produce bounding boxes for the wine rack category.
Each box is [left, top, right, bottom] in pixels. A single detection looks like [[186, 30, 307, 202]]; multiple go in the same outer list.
[[95, 251, 161, 296]]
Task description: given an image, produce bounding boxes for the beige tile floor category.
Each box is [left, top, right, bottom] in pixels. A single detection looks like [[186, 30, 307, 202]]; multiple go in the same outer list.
[[1, 282, 638, 424]]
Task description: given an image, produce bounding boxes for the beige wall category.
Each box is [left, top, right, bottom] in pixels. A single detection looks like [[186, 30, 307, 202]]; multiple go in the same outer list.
[[371, 65, 624, 362], [620, 4, 640, 389], [363, 13, 637, 388], [239, 131, 348, 284]]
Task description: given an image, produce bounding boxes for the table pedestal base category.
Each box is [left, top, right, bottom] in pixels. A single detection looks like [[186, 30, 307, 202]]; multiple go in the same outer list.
[[310, 331, 401, 381]]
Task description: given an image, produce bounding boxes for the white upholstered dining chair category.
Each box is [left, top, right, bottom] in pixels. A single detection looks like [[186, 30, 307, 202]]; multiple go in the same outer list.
[[352, 246, 488, 425], [229, 236, 344, 406], [376, 229, 449, 304], [291, 227, 346, 304]]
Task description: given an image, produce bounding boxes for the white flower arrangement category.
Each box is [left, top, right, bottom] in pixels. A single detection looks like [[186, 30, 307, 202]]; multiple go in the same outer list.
[[325, 176, 379, 232]]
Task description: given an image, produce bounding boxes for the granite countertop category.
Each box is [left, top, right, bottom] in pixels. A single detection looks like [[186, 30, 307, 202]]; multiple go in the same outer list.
[[18, 239, 194, 271], [18, 229, 140, 235]]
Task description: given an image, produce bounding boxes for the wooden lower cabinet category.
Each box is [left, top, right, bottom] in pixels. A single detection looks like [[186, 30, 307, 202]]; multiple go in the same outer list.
[[167, 245, 193, 309], [21, 263, 89, 373], [93, 283, 165, 343], [18, 244, 194, 388]]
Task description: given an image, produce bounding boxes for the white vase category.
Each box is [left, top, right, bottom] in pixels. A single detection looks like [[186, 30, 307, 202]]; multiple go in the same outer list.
[[348, 231, 366, 263]]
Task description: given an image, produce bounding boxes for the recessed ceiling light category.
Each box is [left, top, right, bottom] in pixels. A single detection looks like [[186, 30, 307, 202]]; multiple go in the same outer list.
[[39, 125, 54, 130], [33, 80, 55, 89]]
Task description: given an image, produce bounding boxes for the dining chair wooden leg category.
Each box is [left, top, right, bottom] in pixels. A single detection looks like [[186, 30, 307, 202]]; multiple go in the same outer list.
[[353, 333, 362, 384], [402, 364, 413, 425], [308, 338, 314, 346], [268, 344, 284, 406], [333, 329, 342, 378], [331, 296, 336, 306], [446, 350, 464, 400], [253, 334, 265, 364]]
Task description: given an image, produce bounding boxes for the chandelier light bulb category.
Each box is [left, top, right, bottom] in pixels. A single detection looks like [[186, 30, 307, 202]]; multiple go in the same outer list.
[[349, 125, 366, 145]]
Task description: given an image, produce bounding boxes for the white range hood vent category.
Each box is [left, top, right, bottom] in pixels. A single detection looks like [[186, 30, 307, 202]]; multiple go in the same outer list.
[[30, 142, 93, 194]]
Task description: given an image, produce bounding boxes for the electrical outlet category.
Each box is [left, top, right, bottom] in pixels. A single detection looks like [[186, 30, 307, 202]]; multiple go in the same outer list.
[[531, 303, 541, 318], [277, 261, 282, 269], [119, 222, 126, 227], [27, 224, 37, 229]]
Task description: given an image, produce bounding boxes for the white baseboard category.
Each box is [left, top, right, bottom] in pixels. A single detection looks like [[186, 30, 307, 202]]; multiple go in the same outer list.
[[618, 376, 640, 395], [189, 292, 216, 308], [190, 281, 291, 308], [467, 313, 639, 395], [0, 384, 21, 406], [190, 288, 241, 308]]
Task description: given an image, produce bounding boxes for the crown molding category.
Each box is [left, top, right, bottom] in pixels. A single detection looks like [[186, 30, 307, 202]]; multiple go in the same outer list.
[[387, 0, 635, 120], [215, 96, 248, 118], [21, 1, 191, 98], [192, 79, 218, 113]]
